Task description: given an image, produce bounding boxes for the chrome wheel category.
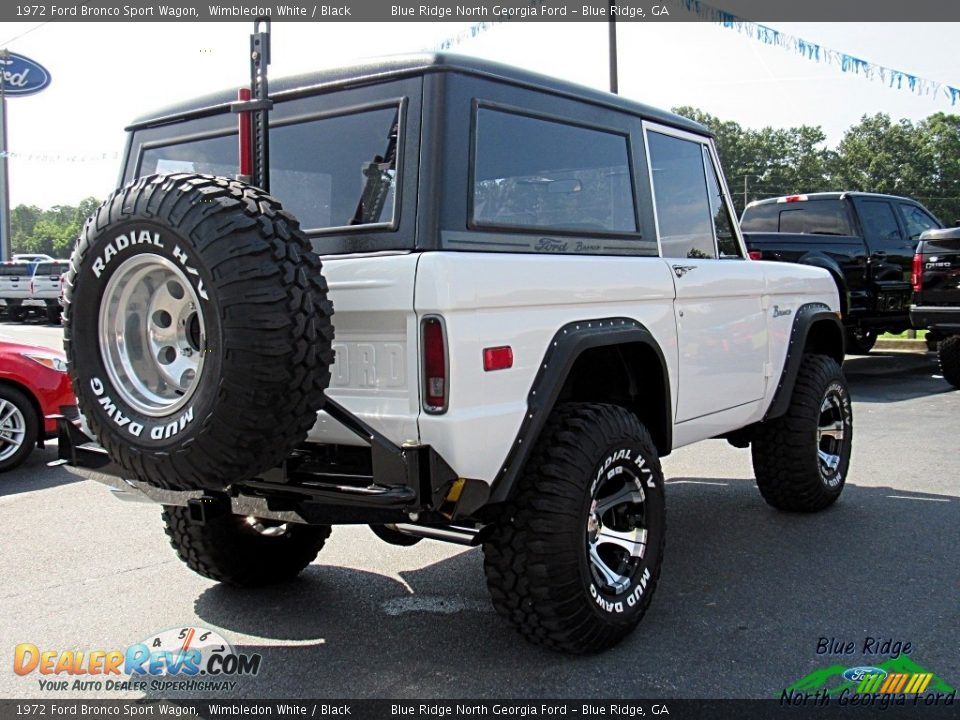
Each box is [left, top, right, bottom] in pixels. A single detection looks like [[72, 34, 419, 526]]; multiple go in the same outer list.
[[98, 255, 206, 417], [0, 399, 27, 462], [817, 392, 846, 485], [586, 473, 648, 596]]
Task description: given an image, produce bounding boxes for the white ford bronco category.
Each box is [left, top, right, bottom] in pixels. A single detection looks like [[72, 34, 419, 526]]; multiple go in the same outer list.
[[58, 40, 851, 654]]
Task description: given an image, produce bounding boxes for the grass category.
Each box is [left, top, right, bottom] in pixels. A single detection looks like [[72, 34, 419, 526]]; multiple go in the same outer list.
[[879, 329, 928, 340]]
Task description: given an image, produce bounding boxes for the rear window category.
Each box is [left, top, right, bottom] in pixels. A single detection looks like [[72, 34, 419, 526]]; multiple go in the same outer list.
[[741, 199, 853, 235], [139, 104, 402, 232], [0, 265, 30, 277], [34, 262, 68, 276]]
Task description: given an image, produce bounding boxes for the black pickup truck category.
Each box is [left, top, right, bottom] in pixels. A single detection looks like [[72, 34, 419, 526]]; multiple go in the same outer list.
[[741, 192, 942, 354], [911, 227, 960, 387]]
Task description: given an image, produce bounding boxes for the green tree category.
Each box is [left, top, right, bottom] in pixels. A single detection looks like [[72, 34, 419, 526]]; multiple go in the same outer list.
[[832, 113, 921, 197], [673, 106, 834, 214], [7, 197, 100, 258]]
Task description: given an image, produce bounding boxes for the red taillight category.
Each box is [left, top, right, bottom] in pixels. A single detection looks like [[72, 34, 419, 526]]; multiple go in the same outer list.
[[483, 346, 513, 371], [422, 317, 447, 413], [912, 253, 923, 293], [748, 250, 763, 261]]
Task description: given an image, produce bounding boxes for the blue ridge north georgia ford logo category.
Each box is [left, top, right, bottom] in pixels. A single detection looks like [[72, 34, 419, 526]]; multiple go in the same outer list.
[[0, 52, 51, 97]]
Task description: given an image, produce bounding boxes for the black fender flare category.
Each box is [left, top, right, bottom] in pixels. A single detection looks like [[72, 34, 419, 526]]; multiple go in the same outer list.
[[764, 302, 845, 421], [795, 252, 850, 317], [486, 317, 672, 506]]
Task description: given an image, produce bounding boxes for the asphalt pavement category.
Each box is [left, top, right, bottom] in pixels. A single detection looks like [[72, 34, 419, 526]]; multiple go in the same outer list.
[[1, 319, 957, 700]]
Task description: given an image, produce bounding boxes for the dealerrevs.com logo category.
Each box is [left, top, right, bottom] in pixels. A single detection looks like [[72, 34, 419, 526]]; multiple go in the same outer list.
[[13, 626, 262, 693]]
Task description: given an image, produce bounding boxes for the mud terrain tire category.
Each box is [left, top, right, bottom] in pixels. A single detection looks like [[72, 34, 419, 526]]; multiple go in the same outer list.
[[64, 173, 334, 491]]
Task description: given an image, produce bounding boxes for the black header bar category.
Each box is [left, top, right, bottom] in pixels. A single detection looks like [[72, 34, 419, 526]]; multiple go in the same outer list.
[[3, 0, 960, 22]]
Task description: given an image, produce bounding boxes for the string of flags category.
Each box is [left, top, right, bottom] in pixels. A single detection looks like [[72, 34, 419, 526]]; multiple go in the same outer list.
[[427, 4, 960, 107], [671, 0, 960, 106], [432, 22, 502, 51]]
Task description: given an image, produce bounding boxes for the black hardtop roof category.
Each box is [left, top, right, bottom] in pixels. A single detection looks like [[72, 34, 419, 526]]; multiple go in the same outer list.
[[746, 191, 922, 208], [128, 52, 710, 136]]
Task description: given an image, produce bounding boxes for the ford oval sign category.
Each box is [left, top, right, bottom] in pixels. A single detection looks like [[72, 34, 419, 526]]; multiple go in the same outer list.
[[0, 52, 51, 97], [842, 666, 888, 683]]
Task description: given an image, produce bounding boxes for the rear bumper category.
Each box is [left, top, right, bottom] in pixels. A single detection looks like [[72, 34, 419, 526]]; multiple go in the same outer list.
[[52, 410, 483, 526], [910, 305, 960, 334]]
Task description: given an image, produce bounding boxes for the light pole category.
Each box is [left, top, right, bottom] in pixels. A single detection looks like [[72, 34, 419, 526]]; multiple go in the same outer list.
[[742, 174, 761, 210], [608, 1, 618, 94], [0, 48, 10, 262]]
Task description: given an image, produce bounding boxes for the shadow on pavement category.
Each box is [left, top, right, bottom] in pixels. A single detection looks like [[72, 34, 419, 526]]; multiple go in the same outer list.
[[843, 352, 954, 403], [165, 478, 958, 700], [0, 446, 83, 497]]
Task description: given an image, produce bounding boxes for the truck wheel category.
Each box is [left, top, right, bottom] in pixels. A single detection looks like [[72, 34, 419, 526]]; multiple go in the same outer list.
[[845, 328, 877, 355], [938, 336, 960, 388], [752, 354, 852, 512], [161, 506, 331, 586], [483, 403, 666, 654], [9, 306, 26, 323], [0, 385, 38, 472], [64, 173, 334, 491], [45, 307, 62, 324]]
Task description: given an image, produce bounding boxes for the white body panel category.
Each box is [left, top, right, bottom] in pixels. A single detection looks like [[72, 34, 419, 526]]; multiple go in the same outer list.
[[306, 253, 421, 447], [306, 250, 839, 486]]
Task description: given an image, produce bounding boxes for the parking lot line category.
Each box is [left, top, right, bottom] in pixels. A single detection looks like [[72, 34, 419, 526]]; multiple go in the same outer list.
[[886, 495, 951, 503]]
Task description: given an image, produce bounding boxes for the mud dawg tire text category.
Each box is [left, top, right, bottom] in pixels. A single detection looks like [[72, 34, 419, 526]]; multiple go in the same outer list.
[[483, 403, 666, 654], [162, 506, 331, 586], [64, 173, 335, 491], [751, 354, 852, 512]]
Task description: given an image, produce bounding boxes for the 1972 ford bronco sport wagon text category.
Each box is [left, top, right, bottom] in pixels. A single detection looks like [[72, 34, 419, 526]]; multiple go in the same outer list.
[[58, 46, 851, 654]]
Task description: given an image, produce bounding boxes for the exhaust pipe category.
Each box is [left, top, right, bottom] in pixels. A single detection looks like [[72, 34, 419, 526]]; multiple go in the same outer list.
[[388, 523, 481, 546]]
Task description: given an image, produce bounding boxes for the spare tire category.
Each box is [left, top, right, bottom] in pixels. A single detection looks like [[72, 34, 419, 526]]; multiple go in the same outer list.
[[63, 173, 334, 491]]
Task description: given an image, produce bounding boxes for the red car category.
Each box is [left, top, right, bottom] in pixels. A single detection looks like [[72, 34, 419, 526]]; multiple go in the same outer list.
[[0, 338, 76, 472]]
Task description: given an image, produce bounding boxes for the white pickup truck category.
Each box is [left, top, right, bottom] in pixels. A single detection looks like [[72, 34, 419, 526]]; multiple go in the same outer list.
[[0, 260, 68, 322], [59, 53, 850, 654]]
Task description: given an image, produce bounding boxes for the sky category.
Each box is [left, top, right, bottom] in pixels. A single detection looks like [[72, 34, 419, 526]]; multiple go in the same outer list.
[[0, 19, 958, 209]]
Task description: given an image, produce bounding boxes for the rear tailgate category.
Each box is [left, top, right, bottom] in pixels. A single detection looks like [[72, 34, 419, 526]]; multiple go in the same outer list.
[[917, 229, 960, 306], [29, 261, 70, 301], [0, 264, 32, 301], [305, 252, 420, 447]]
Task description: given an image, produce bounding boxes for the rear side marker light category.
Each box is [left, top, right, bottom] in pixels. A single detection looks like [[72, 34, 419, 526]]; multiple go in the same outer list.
[[421, 316, 448, 414], [483, 346, 513, 371]]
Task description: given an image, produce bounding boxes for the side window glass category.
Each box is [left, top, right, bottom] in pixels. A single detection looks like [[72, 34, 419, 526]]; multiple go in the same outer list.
[[472, 108, 637, 234], [702, 146, 741, 258], [647, 131, 716, 259], [858, 201, 903, 247], [898, 203, 940, 241]]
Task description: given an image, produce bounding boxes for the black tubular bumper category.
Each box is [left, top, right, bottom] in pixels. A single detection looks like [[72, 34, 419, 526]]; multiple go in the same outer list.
[[52, 399, 463, 527]]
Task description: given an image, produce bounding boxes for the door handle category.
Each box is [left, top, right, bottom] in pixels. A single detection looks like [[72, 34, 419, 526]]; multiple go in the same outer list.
[[672, 265, 696, 278]]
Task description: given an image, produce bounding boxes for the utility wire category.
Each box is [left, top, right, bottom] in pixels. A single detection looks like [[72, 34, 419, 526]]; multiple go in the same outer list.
[[0, 22, 49, 48]]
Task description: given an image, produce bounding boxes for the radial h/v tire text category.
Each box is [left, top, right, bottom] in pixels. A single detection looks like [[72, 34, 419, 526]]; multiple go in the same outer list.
[[752, 353, 852, 512], [64, 173, 335, 491], [162, 506, 331, 586], [483, 402, 666, 654]]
